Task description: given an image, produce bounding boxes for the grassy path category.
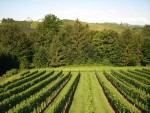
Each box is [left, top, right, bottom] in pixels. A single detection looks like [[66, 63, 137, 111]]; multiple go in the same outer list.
[[69, 71, 113, 113], [89, 72, 114, 113], [69, 72, 88, 113]]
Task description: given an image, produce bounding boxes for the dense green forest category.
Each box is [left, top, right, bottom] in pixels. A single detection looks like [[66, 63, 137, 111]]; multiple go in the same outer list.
[[0, 14, 150, 76]]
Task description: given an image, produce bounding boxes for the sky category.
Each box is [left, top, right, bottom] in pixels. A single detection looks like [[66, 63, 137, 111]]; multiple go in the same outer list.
[[0, 0, 150, 25]]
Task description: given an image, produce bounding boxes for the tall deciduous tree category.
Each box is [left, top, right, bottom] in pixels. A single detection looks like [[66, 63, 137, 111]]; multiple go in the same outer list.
[[31, 14, 62, 67], [101, 29, 118, 64], [142, 38, 150, 66], [2, 18, 15, 23], [70, 19, 89, 64], [49, 36, 66, 67], [55, 24, 73, 65], [91, 31, 104, 63], [141, 25, 150, 66], [0, 24, 33, 69], [133, 32, 143, 66], [142, 25, 150, 37], [91, 29, 118, 65], [39, 14, 62, 32], [33, 47, 49, 67], [120, 28, 133, 66]]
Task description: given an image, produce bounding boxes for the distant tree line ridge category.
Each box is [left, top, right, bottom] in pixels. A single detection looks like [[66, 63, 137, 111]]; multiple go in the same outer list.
[[0, 14, 150, 75]]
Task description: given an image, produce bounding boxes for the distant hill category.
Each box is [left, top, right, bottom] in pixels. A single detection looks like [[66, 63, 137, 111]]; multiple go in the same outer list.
[[0, 19, 143, 34], [14, 21, 35, 34], [62, 19, 143, 33]]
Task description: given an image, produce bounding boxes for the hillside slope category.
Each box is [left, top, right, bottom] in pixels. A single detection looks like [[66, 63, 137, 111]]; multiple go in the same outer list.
[[0, 19, 142, 34]]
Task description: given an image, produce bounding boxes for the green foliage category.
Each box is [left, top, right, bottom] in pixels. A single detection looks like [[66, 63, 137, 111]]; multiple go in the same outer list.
[[33, 47, 49, 68], [132, 31, 143, 66], [0, 24, 33, 69], [2, 18, 15, 23], [3, 69, 18, 78], [108, 70, 150, 112], [141, 25, 150, 66], [13, 21, 32, 28], [142, 25, 150, 37], [91, 31, 104, 62], [102, 59, 112, 66], [31, 14, 63, 67], [30, 21, 39, 29], [62, 19, 142, 33], [38, 14, 62, 32], [0, 68, 149, 112], [0, 14, 150, 71], [0, 54, 19, 76], [91, 29, 118, 65], [49, 36, 66, 67], [142, 38, 150, 66], [1, 19, 34, 34], [96, 71, 141, 113], [120, 28, 133, 66], [70, 19, 89, 64]]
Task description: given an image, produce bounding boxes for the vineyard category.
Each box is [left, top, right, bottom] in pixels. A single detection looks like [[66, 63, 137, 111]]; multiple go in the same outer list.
[[0, 67, 150, 113]]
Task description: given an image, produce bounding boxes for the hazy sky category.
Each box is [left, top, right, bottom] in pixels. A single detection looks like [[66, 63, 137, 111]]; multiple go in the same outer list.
[[0, 0, 150, 25]]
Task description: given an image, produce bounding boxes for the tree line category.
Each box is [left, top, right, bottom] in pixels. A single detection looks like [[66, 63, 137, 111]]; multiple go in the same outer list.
[[0, 14, 150, 75]]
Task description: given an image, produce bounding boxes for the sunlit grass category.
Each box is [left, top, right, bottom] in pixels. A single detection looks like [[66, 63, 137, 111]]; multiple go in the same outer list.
[[1, 66, 149, 85]]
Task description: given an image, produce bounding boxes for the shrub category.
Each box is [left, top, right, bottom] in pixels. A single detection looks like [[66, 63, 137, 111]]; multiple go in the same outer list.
[[3, 69, 18, 77]]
